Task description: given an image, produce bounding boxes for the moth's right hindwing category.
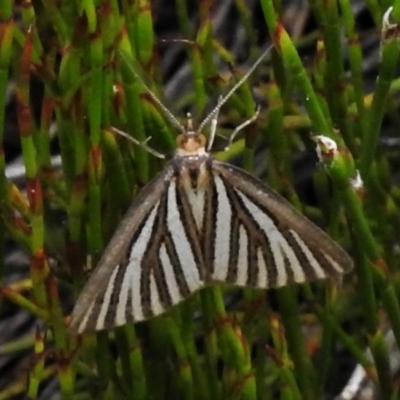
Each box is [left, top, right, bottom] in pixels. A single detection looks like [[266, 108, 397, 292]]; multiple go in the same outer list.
[[208, 160, 353, 289]]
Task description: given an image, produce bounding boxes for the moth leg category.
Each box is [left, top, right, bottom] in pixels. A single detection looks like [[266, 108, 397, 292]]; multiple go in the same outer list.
[[111, 126, 166, 159], [225, 105, 261, 151]]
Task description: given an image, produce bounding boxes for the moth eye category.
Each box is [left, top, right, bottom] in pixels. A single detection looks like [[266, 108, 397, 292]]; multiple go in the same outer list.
[[198, 135, 207, 147], [176, 134, 185, 147]]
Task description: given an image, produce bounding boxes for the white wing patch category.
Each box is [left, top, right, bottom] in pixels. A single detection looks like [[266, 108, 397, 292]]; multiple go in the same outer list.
[[257, 248, 268, 288], [236, 225, 249, 285], [120, 202, 161, 323], [323, 253, 344, 274], [167, 182, 202, 291], [96, 265, 120, 330], [185, 181, 206, 231], [150, 273, 163, 315], [289, 229, 325, 280], [212, 176, 232, 281], [159, 243, 181, 304]]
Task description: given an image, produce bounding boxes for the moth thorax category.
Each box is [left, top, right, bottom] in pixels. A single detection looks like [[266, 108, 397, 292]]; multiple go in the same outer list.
[[176, 132, 207, 156], [186, 162, 209, 190], [180, 162, 208, 231]]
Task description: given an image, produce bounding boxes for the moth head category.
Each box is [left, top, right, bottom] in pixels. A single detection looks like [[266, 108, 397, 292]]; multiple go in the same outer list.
[[176, 132, 207, 154], [175, 113, 207, 155]]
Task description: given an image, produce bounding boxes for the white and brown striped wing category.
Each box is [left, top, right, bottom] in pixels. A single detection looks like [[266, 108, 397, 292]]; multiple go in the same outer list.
[[69, 163, 206, 334], [208, 160, 353, 288]]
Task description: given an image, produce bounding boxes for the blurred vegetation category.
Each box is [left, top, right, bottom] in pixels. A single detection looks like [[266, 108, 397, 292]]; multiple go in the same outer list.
[[0, 0, 400, 399]]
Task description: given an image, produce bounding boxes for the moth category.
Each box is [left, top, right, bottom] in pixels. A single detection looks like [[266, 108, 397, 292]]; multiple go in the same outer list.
[[70, 45, 353, 334]]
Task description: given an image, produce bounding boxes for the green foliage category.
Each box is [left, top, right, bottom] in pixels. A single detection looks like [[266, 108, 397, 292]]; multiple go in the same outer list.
[[0, 0, 400, 399]]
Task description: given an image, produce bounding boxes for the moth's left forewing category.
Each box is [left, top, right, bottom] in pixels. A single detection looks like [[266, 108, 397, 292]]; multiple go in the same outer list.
[[70, 164, 180, 333], [211, 160, 353, 289]]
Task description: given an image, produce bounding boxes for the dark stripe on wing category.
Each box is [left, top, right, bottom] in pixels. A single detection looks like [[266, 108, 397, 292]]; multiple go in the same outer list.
[[202, 163, 218, 281], [175, 178, 206, 286], [141, 187, 170, 317]]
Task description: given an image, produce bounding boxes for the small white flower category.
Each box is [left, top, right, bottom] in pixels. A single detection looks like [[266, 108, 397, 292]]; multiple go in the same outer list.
[[382, 6, 396, 35], [380, 6, 399, 58], [314, 135, 338, 162]]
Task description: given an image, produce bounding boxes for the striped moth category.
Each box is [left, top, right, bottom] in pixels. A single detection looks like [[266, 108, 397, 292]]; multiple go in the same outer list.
[[70, 45, 353, 333]]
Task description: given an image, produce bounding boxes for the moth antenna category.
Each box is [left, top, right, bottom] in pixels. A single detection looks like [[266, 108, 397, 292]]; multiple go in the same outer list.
[[225, 105, 261, 151], [207, 95, 223, 151], [185, 112, 195, 132], [111, 126, 166, 159], [197, 44, 273, 134], [119, 51, 186, 134]]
